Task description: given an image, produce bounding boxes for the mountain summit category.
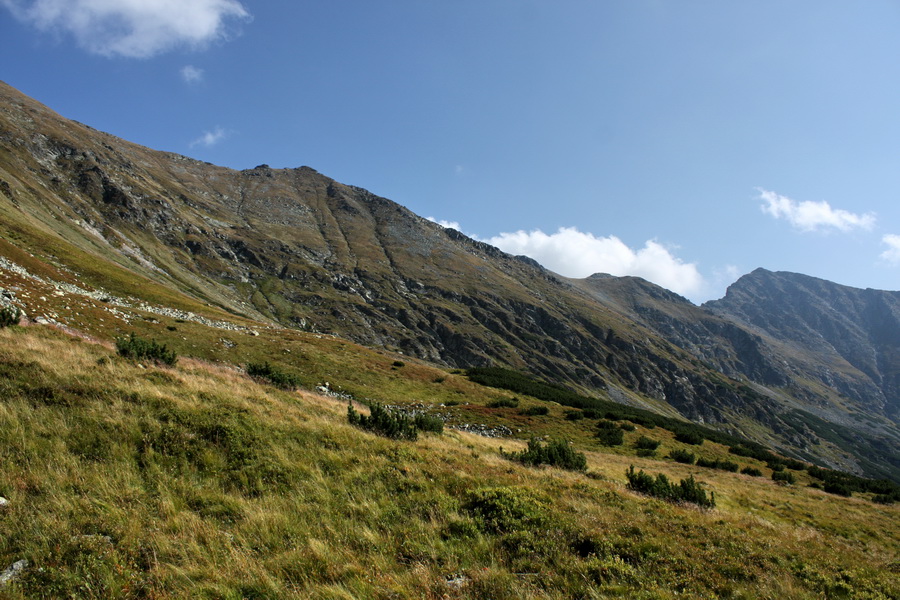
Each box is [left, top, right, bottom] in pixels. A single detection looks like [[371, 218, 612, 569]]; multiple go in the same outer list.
[[1, 80, 897, 480]]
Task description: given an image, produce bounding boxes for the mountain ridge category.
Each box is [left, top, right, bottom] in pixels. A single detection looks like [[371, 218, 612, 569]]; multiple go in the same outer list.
[[1, 80, 898, 481]]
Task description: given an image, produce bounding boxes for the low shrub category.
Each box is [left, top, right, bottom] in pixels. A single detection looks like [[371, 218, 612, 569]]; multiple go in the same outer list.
[[520, 405, 549, 416], [347, 402, 418, 440], [741, 466, 763, 477], [115, 332, 177, 366], [669, 449, 696, 464], [413, 412, 444, 434], [246, 361, 301, 390], [772, 470, 796, 484], [488, 397, 519, 408], [596, 426, 624, 446], [634, 436, 660, 451], [503, 438, 587, 472], [823, 481, 852, 496], [696, 458, 739, 472], [565, 410, 585, 421], [619, 422, 636, 432], [347, 402, 443, 440], [625, 466, 715, 508], [0, 305, 22, 327], [674, 430, 705, 445]]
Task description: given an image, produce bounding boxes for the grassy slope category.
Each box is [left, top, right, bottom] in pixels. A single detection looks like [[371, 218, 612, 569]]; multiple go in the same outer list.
[[0, 326, 897, 600]]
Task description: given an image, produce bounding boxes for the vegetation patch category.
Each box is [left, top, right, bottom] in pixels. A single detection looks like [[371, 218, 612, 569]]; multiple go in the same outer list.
[[0, 305, 22, 327], [246, 361, 302, 390], [347, 402, 443, 440], [696, 457, 739, 472], [502, 438, 587, 472], [668, 449, 696, 464], [115, 332, 177, 366], [625, 466, 716, 508]]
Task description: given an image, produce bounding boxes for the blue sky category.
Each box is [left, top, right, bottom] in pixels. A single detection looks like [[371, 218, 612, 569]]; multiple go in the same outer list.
[[2, 1, 899, 303]]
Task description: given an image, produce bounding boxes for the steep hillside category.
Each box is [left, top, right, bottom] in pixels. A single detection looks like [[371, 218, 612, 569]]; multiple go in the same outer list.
[[1, 80, 899, 480], [0, 82, 778, 431]]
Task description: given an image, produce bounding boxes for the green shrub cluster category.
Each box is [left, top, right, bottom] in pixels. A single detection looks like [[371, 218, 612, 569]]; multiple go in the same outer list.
[[503, 438, 587, 472], [347, 402, 419, 440], [728, 445, 804, 471], [674, 430, 704, 445], [696, 457, 739, 472], [564, 410, 585, 421], [596, 421, 624, 446], [115, 332, 177, 366], [634, 436, 660, 451], [412, 412, 444, 434], [347, 402, 443, 440], [741, 466, 763, 477], [668, 449, 696, 464], [807, 465, 899, 500], [488, 397, 519, 408], [0, 305, 22, 327], [625, 466, 715, 508], [466, 367, 759, 447], [520, 405, 549, 416], [772, 470, 796, 484], [246, 361, 301, 390]]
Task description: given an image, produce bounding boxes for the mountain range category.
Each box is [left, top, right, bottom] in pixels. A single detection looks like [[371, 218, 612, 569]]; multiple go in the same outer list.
[[1, 80, 897, 482]]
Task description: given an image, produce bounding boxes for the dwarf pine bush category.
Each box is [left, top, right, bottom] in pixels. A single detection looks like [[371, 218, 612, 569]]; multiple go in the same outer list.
[[503, 438, 587, 472], [634, 436, 661, 451], [488, 397, 519, 408], [246, 361, 301, 390], [115, 332, 177, 366], [413, 412, 444, 434], [0, 305, 22, 327], [772, 470, 796, 484], [596, 421, 624, 446], [348, 402, 417, 440], [625, 466, 715, 508], [669, 449, 696, 464]]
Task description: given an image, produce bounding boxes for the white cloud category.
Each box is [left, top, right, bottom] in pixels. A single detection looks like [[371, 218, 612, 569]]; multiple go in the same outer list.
[[2, 0, 250, 58], [880, 234, 900, 265], [485, 227, 706, 299], [190, 126, 226, 148], [426, 217, 462, 231], [759, 189, 875, 232], [180, 65, 204, 83]]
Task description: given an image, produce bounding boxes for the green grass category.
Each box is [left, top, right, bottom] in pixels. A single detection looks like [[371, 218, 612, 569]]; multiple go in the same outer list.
[[0, 326, 896, 599]]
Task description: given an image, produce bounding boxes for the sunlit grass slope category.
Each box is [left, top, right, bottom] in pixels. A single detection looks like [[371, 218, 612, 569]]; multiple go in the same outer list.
[[0, 326, 897, 599]]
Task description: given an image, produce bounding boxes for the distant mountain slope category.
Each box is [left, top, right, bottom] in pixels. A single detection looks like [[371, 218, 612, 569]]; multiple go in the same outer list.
[[705, 268, 900, 421], [1, 80, 898, 480]]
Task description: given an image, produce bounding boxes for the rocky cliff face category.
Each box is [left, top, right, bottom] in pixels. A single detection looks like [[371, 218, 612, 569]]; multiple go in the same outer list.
[[2, 80, 898, 479], [705, 269, 900, 421]]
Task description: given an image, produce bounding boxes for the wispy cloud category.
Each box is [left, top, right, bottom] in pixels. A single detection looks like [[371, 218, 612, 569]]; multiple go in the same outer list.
[[181, 65, 204, 83], [190, 126, 226, 148], [1, 0, 250, 58], [881, 234, 900, 265], [759, 189, 875, 232], [485, 227, 706, 299]]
